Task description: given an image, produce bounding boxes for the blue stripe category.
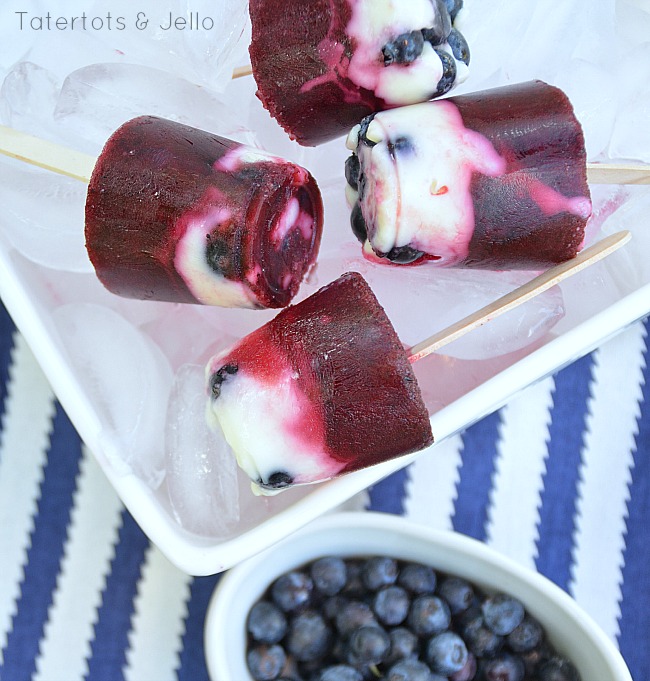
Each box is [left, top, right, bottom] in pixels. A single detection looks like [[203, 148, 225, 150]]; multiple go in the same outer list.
[[535, 354, 594, 591], [0, 402, 82, 681], [367, 467, 410, 515], [176, 575, 222, 681], [452, 411, 502, 541], [617, 320, 650, 681], [84, 509, 149, 681], [0, 301, 16, 440]]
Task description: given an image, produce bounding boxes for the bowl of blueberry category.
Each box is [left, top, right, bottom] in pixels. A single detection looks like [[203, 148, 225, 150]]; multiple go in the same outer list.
[[204, 512, 632, 681]]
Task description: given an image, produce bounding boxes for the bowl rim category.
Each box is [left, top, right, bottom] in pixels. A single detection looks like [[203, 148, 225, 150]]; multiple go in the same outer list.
[[204, 511, 633, 681]]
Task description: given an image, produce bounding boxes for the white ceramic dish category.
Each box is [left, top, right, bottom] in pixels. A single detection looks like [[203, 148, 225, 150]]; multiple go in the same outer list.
[[1, 2, 650, 577], [204, 512, 633, 681]]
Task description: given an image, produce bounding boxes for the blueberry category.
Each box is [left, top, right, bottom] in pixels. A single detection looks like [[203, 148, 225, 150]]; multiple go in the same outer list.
[[387, 658, 442, 681], [271, 571, 314, 612], [206, 235, 231, 274], [317, 666, 364, 681], [247, 600, 288, 644], [383, 245, 425, 264], [209, 362, 238, 399], [350, 203, 368, 244], [426, 631, 468, 676], [286, 610, 332, 662], [335, 600, 377, 637], [443, 0, 463, 22], [348, 625, 390, 664], [382, 30, 425, 65], [361, 556, 398, 590], [461, 616, 503, 658], [421, 0, 452, 45], [246, 643, 287, 681], [506, 615, 543, 653], [263, 471, 294, 490], [434, 49, 457, 96], [407, 595, 451, 636], [387, 136, 414, 159], [449, 651, 476, 681], [537, 656, 580, 681], [398, 563, 437, 594], [311, 557, 348, 596], [345, 154, 361, 191], [479, 652, 525, 681], [386, 627, 419, 664], [357, 115, 377, 148], [481, 594, 525, 636], [437, 576, 474, 615], [373, 585, 410, 625], [446, 28, 470, 65]]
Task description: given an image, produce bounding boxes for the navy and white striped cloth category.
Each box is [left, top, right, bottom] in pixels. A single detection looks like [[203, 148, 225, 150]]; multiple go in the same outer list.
[[0, 297, 647, 681]]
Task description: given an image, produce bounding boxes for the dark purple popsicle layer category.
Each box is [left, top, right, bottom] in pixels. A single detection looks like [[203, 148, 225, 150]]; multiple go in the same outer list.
[[85, 116, 323, 308]]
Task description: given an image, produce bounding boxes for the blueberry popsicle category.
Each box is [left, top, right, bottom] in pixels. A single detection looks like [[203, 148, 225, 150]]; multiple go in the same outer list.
[[205, 271, 433, 492], [248, 0, 470, 146], [345, 80, 593, 268], [85, 116, 323, 309]]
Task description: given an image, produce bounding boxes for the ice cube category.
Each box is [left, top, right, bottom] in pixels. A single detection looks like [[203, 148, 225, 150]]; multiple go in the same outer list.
[[54, 62, 257, 155], [52, 302, 174, 488], [0, 162, 91, 273], [164, 363, 240, 537]]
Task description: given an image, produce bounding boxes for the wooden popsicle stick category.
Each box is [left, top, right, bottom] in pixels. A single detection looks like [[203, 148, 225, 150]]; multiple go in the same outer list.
[[0, 125, 95, 183], [586, 162, 650, 185], [231, 64, 253, 79], [407, 230, 631, 363]]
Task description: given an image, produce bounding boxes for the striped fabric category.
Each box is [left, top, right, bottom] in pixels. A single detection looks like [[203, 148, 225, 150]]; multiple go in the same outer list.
[[0, 299, 647, 681]]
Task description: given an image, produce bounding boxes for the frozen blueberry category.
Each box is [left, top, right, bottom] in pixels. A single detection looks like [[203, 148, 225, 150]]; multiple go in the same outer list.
[[357, 115, 377, 148], [206, 235, 231, 275], [446, 28, 470, 65], [443, 0, 464, 22], [209, 363, 238, 399], [537, 656, 580, 681], [479, 652, 525, 681], [264, 471, 294, 490], [373, 585, 410, 625], [246, 643, 287, 681], [361, 556, 399, 590], [407, 595, 451, 636], [387, 135, 415, 159], [437, 576, 474, 615], [317, 666, 364, 681], [348, 625, 390, 664], [426, 632, 468, 676], [386, 627, 419, 664], [398, 563, 437, 594], [247, 600, 288, 644], [286, 610, 332, 662], [271, 571, 314, 612], [421, 0, 452, 46], [350, 203, 368, 244], [481, 594, 525, 636], [345, 154, 361, 191], [382, 30, 425, 65], [387, 658, 442, 681], [507, 615, 543, 653], [335, 600, 377, 637], [434, 49, 457, 96], [311, 557, 348, 596], [383, 245, 425, 264]]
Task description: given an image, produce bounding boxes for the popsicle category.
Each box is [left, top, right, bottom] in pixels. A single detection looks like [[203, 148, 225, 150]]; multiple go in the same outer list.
[[248, 0, 470, 146], [85, 116, 323, 309], [344, 80, 593, 269], [205, 271, 434, 492], [205, 229, 629, 494]]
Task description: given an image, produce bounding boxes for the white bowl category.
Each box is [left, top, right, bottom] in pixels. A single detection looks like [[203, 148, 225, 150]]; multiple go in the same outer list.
[[204, 512, 633, 681]]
